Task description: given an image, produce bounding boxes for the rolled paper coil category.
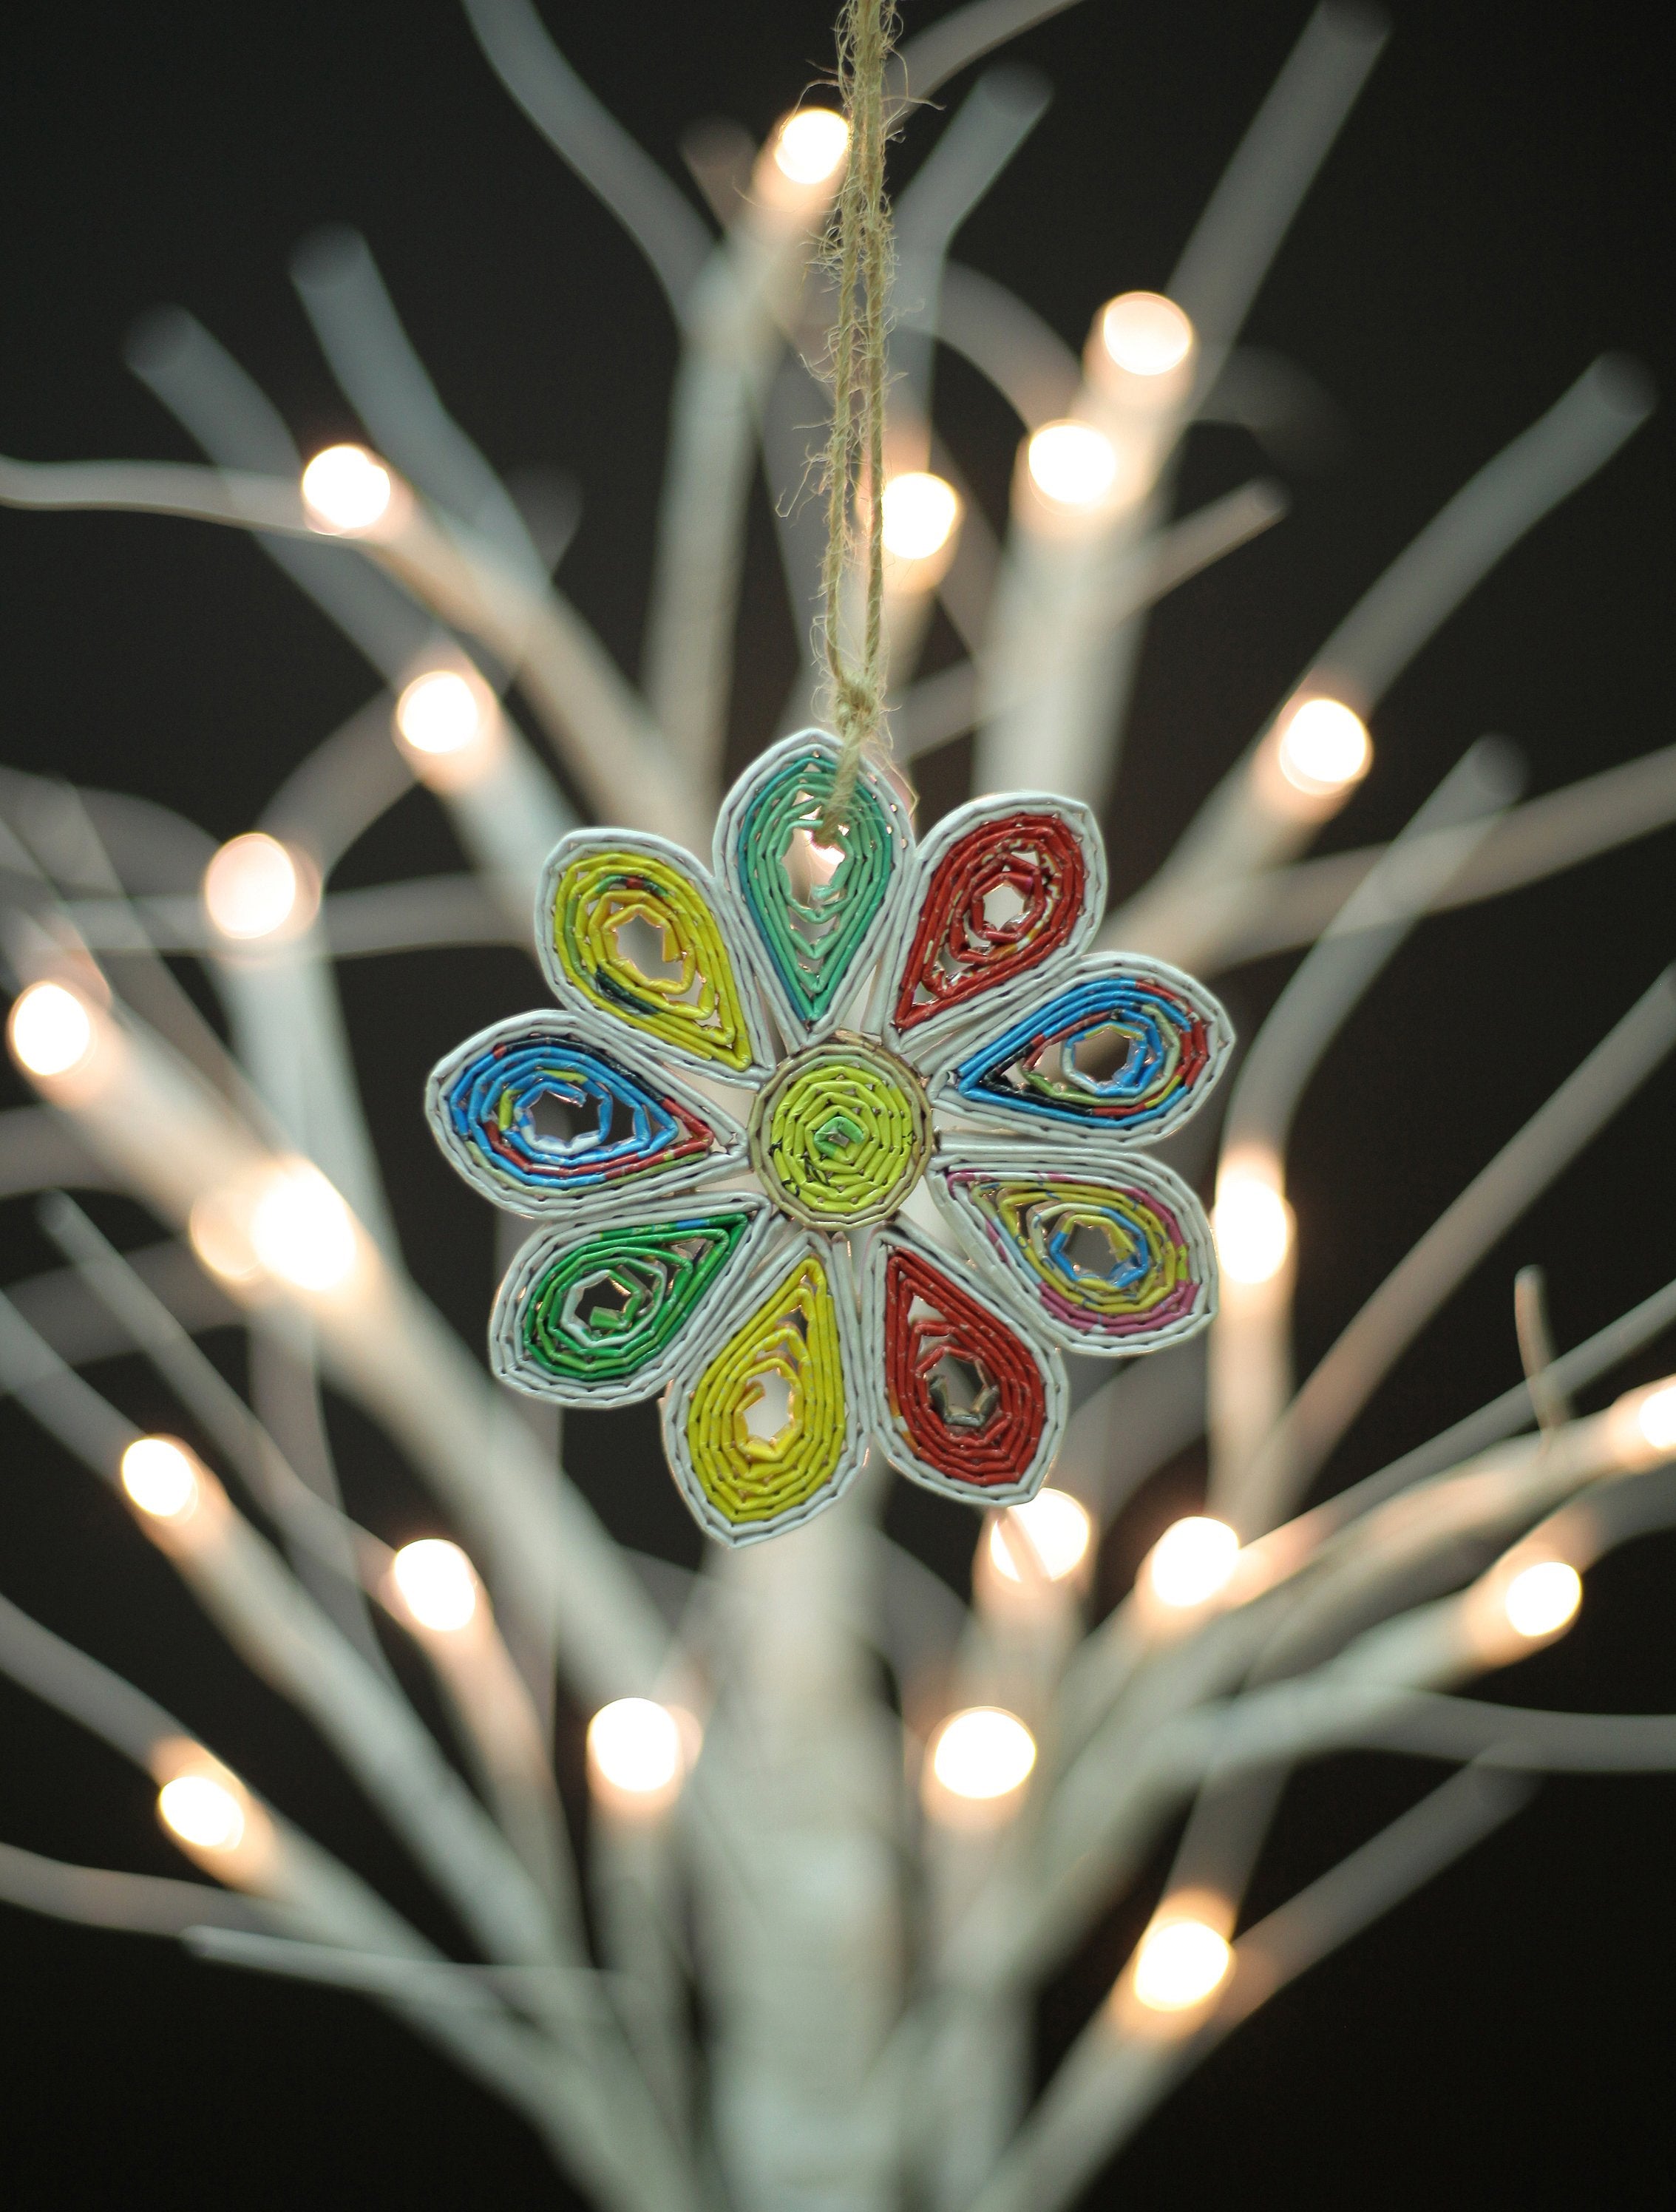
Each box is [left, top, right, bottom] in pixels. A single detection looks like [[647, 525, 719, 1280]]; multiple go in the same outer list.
[[889, 800, 1102, 1049], [933, 1156, 1217, 1353], [748, 1036, 930, 1229], [944, 957, 1232, 1142], [664, 1238, 866, 1546], [425, 1013, 741, 1218], [861, 1223, 1065, 1505], [715, 730, 914, 1039], [540, 832, 768, 1076], [490, 1200, 771, 1407]]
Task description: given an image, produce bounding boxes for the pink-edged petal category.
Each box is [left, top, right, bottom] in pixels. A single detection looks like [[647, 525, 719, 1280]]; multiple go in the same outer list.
[[929, 1142, 1217, 1355]]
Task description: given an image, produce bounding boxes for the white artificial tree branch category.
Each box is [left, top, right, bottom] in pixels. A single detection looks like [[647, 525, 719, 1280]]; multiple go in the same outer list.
[[9, 970, 674, 1705], [973, 2, 1385, 805], [459, 0, 713, 324], [968, 1764, 1528, 2212], [1116, 357, 1655, 964], [0, 1589, 689, 2212], [1207, 740, 1520, 1510], [1016, 1391, 1675, 1993], [1238, 966, 1676, 1531]]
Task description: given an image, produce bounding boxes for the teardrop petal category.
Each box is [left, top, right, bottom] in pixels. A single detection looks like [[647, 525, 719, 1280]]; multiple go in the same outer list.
[[940, 956, 1232, 1143], [860, 1224, 1065, 1505], [664, 1238, 864, 1545], [537, 831, 773, 1079], [884, 796, 1105, 1059], [491, 1197, 772, 1405], [932, 1150, 1216, 1354], [714, 730, 915, 1041], [425, 1012, 744, 1220]]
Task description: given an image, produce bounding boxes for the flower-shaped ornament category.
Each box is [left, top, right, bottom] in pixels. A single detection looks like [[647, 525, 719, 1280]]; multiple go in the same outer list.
[[426, 732, 1232, 1547]]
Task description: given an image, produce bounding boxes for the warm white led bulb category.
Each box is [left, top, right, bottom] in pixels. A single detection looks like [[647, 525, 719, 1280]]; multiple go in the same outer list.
[[7, 981, 96, 1078], [1503, 1559, 1582, 1639], [1638, 1382, 1676, 1453], [1212, 1176, 1293, 1286], [157, 1774, 245, 1853], [396, 670, 486, 756], [121, 1436, 200, 1521], [1276, 699, 1371, 797], [301, 443, 393, 534], [1100, 291, 1194, 377], [588, 1698, 685, 1799], [989, 1490, 1093, 1584], [1133, 1917, 1232, 2011], [391, 1538, 479, 1632], [773, 109, 849, 185], [1145, 1516, 1240, 1609], [882, 471, 961, 563], [203, 832, 302, 940], [186, 1190, 261, 1286], [1025, 420, 1119, 509], [248, 1163, 358, 1292], [929, 1707, 1037, 1802]]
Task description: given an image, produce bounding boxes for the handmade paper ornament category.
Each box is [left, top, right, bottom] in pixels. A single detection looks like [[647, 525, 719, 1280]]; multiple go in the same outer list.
[[425, 729, 1233, 1547]]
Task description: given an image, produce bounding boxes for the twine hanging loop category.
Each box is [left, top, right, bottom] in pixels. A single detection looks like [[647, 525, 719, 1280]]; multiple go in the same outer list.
[[818, 0, 898, 841]]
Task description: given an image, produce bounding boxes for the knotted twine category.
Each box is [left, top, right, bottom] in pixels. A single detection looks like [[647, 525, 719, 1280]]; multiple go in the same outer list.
[[817, 0, 899, 842]]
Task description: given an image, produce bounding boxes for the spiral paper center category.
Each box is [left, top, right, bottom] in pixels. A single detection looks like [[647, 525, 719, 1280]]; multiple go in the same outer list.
[[750, 1036, 929, 1228]]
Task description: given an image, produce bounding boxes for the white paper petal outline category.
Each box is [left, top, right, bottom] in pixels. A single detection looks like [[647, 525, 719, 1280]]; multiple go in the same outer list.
[[926, 951, 1234, 1147], [928, 1139, 1218, 1357], [880, 791, 1107, 1073], [535, 827, 778, 1084], [856, 1212, 1067, 1508], [659, 1224, 868, 1548], [424, 1003, 747, 1226], [489, 1188, 776, 1408], [711, 728, 917, 1048]]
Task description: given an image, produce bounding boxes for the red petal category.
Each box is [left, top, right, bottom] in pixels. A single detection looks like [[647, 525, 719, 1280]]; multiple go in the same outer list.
[[894, 810, 1088, 1035], [883, 1245, 1048, 1488]]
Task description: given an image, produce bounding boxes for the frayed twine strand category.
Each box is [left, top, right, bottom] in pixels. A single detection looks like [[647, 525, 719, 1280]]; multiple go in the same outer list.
[[818, 0, 898, 842]]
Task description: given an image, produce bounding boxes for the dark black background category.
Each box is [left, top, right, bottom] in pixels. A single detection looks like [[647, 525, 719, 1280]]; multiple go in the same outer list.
[[2, 2, 1673, 2203]]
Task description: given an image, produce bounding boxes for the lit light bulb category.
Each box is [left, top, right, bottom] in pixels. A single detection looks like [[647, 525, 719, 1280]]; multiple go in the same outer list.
[[1025, 420, 1119, 509], [1503, 1559, 1582, 1639], [1132, 1916, 1232, 2011], [248, 1163, 358, 1292], [1100, 291, 1194, 377], [7, 980, 96, 1079], [121, 1436, 200, 1521], [1638, 1382, 1676, 1453], [187, 1190, 262, 1286], [928, 1706, 1037, 1802], [772, 109, 849, 186], [588, 1698, 685, 1802], [882, 471, 960, 563], [203, 832, 303, 940], [391, 1538, 479, 1632], [1145, 1516, 1240, 1609], [1275, 698, 1371, 798], [396, 669, 488, 757], [301, 443, 393, 534], [989, 1490, 1093, 1584], [1212, 1175, 1293, 1286], [157, 1774, 245, 1853]]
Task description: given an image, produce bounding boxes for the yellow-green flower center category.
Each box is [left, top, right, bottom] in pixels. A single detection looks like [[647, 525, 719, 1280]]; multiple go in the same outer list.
[[750, 1036, 929, 1229]]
